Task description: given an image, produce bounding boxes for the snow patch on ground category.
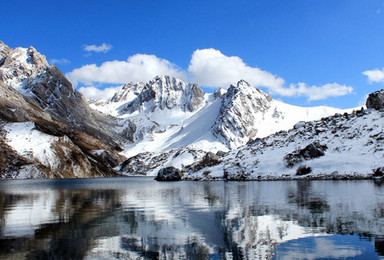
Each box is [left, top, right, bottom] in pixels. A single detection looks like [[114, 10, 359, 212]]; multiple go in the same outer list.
[[185, 109, 384, 180], [3, 122, 58, 168]]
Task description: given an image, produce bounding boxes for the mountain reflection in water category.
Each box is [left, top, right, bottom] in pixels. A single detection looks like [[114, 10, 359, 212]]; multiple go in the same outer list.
[[0, 178, 383, 259]]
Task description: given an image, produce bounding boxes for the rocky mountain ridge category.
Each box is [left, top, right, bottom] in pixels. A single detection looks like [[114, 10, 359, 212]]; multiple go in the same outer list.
[[178, 91, 384, 180], [0, 42, 125, 179]]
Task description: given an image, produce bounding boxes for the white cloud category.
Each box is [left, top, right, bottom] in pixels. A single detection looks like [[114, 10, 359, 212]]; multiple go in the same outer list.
[[188, 48, 352, 101], [50, 58, 70, 65], [83, 43, 112, 53], [362, 68, 384, 83], [188, 48, 285, 89], [67, 48, 353, 102], [78, 86, 122, 100], [272, 82, 354, 101], [66, 54, 187, 86]]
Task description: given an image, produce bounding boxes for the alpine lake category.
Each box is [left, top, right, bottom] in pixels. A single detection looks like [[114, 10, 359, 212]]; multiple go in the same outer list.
[[0, 177, 383, 259]]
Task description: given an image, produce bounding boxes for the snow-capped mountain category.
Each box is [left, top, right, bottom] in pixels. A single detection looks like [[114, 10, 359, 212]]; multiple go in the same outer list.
[[0, 41, 122, 148], [0, 42, 125, 179], [211, 80, 345, 149], [0, 41, 373, 180], [91, 76, 345, 161], [183, 95, 384, 180]]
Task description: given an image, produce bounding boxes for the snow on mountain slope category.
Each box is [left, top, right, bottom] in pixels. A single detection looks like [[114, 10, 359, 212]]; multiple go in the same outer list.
[[184, 107, 383, 180], [91, 77, 346, 160], [0, 41, 123, 149], [0, 121, 121, 179], [211, 80, 345, 149]]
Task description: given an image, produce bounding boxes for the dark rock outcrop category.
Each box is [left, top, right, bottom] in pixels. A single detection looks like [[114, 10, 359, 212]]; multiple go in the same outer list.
[[155, 166, 182, 181], [186, 152, 221, 172], [119, 152, 172, 176], [24, 65, 122, 149], [296, 165, 312, 176], [216, 150, 227, 157], [284, 141, 327, 168], [372, 167, 384, 177], [366, 90, 384, 110]]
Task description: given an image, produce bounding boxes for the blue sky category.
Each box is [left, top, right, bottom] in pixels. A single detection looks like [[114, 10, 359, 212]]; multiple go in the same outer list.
[[3, 0, 384, 108]]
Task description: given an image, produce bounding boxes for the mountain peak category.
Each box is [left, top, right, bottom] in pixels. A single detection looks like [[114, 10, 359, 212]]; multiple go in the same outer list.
[[0, 42, 49, 89], [225, 80, 272, 102], [113, 75, 206, 114], [237, 79, 251, 88]]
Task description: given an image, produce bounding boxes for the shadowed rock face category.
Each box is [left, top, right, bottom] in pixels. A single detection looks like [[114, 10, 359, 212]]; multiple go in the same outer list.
[[0, 42, 125, 179], [0, 81, 124, 179], [0, 41, 123, 150], [366, 89, 384, 110], [24, 65, 122, 150]]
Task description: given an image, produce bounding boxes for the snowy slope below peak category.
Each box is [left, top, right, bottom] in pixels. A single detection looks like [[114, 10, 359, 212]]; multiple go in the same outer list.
[[90, 78, 349, 159], [184, 108, 383, 180]]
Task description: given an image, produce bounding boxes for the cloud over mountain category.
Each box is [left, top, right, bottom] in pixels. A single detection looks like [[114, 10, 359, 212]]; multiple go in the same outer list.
[[67, 48, 353, 102], [188, 48, 285, 89], [66, 54, 187, 86]]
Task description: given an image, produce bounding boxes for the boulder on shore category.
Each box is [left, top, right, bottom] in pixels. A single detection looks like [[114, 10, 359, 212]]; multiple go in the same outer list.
[[284, 141, 327, 168], [155, 166, 182, 181]]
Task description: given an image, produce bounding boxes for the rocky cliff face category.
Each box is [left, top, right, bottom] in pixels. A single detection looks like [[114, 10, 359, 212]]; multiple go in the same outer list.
[[0, 41, 122, 149], [0, 42, 125, 179], [90, 75, 207, 145], [212, 80, 274, 148]]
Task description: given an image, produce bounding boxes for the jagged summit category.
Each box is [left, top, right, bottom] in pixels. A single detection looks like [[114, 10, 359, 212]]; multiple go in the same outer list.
[[212, 80, 275, 148], [102, 75, 206, 115], [0, 42, 49, 90]]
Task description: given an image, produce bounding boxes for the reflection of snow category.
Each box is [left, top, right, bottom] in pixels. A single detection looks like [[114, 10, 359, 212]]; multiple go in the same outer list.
[[2, 191, 57, 237], [276, 237, 363, 260], [1, 179, 383, 259], [227, 215, 329, 259]]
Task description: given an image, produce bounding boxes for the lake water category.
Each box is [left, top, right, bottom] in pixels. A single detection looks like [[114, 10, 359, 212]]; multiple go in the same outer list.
[[0, 177, 383, 259]]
